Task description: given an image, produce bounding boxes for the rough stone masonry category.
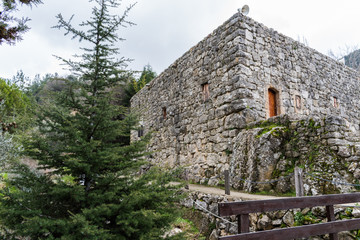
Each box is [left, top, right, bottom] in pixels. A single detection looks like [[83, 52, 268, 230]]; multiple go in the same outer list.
[[131, 12, 360, 194]]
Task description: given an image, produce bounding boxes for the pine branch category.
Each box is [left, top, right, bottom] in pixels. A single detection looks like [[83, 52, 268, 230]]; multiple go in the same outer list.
[[53, 14, 96, 44]]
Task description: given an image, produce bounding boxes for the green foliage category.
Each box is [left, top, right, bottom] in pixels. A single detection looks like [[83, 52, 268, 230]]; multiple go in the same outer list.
[[0, 165, 183, 239], [344, 49, 360, 71], [166, 218, 206, 240], [0, 131, 21, 169], [25, 73, 61, 103], [308, 118, 321, 129], [0, 1, 182, 239], [294, 212, 304, 226], [0, 77, 29, 176], [122, 64, 157, 106], [253, 190, 296, 197], [0, 0, 43, 45], [255, 124, 285, 138], [346, 207, 353, 216], [0, 78, 29, 120], [355, 179, 360, 191], [294, 211, 319, 226], [224, 148, 232, 156], [133, 65, 157, 92], [349, 229, 360, 240], [0, 77, 33, 134]]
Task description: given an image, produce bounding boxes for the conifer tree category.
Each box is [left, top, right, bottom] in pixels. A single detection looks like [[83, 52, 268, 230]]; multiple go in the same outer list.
[[0, 0, 182, 239], [0, 0, 42, 44]]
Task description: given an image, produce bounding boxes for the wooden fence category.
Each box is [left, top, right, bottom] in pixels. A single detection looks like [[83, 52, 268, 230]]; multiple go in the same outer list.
[[218, 193, 360, 240]]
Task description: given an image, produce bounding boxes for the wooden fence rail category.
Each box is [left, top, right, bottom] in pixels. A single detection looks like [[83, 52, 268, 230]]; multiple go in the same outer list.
[[218, 193, 360, 240]]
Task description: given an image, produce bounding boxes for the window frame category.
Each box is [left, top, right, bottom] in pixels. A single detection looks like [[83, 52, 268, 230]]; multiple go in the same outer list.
[[202, 82, 210, 102]]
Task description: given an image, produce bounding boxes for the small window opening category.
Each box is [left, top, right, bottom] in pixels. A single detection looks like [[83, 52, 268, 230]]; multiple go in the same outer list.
[[202, 83, 210, 102], [162, 107, 167, 119], [138, 125, 144, 137], [295, 95, 302, 110], [268, 88, 278, 117], [333, 97, 339, 108]]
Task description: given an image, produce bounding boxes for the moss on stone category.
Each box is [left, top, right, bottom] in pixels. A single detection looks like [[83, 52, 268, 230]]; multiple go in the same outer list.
[[224, 149, 233, 156], [235, 115, 356, 195], [255, 124, 286, 138]]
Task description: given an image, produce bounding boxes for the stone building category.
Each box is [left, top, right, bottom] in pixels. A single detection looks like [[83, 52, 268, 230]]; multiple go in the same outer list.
[[131, 12, 360, 194]]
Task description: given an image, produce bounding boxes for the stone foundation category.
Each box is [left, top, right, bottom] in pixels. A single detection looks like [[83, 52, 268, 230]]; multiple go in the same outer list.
[[230, 114, 360, 195]]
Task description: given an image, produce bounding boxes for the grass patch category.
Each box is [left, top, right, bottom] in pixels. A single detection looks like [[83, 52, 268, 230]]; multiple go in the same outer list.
[[167, 217, 206, 240], [253, 190, 296, 197]]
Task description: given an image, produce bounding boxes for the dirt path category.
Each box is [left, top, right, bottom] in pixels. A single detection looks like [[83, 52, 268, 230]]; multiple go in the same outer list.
[[187, 184, 360, 207], [187, 184, 285, 201]]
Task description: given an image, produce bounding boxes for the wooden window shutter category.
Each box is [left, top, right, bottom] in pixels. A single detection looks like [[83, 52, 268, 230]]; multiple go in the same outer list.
[[268, 89, 277, 117], [162, 107, 167, 119], [202, 83, 210, 101]]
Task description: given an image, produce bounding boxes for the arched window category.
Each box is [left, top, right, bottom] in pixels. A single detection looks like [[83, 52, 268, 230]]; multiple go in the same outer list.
[[268, 88, 278, 117]]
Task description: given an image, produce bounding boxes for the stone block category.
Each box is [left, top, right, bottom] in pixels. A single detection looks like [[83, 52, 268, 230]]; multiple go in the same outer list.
[[347, 156, 360, 162], [354, 169, 360, 179], [181, 198, 194, 208], [209, 229, 219, 240], [325, 116, 345, 126], [312, 206, 326, 217], [245, 29, 253, 41], [272, 219, 282, 226], [257, 214, 272, 230], [224, 113, 246, 130], [328, 138, 349, 146], [354, 145, 360, 154], [282, 211, 294, 227], [353, 208, 360, 218], [337, 146, 351, 158]]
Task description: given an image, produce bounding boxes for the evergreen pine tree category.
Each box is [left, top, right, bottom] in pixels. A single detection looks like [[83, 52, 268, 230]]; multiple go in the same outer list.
[[0, 0, 182, 239], [0, 0, 43, 44]]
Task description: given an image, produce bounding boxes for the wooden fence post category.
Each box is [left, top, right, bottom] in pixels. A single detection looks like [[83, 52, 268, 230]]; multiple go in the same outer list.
[[295, 167, 304, 197], [225, 170, 230, 195], [326, 205, 338, 240], [238, 214, 250, 233]]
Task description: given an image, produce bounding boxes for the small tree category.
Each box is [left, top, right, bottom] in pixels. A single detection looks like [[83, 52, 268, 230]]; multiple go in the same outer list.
[[328, 45, 360, 71], [0, 77, 30, 133], [0, 0, 182, 239], [344, 49, 360, 71], [133, 64, 157, 92], [0, 78, 28, 194], [122, 64, 157, 106], [0, 0, 42, 45]]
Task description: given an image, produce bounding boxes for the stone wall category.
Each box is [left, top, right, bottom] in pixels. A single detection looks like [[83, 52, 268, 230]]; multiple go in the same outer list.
[[130, 12, 360, 185], [231, 114, 360, 195]]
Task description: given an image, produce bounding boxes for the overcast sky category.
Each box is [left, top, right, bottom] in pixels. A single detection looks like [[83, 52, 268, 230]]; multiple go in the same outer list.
[[1, 0, 359, 80]]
